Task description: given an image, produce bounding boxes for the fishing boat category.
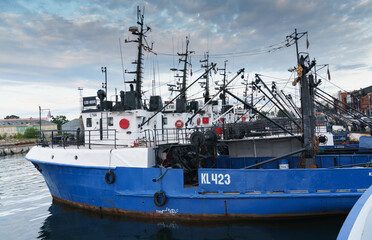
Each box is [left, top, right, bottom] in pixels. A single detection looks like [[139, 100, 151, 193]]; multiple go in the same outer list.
[[26, 9, 372, 221]]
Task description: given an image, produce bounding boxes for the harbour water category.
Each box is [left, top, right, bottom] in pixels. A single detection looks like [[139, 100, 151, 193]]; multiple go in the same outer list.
[[1, 154, 346, 240]]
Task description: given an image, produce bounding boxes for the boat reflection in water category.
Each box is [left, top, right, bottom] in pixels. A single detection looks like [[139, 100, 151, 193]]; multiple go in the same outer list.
[[38, 200, 346, 240]]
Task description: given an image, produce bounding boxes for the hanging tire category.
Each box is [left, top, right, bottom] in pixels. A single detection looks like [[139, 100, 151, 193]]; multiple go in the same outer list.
[[154, 191, 166, 207], [105, 171, 115, 184], [190, 131, 205, 146]]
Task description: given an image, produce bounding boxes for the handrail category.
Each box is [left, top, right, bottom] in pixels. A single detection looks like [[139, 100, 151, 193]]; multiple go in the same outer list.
[[36, 122, 300, 150]]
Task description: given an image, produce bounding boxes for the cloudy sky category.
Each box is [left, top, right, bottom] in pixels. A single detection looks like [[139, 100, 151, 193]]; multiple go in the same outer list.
[[1, 0, 371, 120]]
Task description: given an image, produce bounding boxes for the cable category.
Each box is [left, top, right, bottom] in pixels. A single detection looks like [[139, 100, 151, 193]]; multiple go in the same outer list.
[[156, 39, 295, 58]]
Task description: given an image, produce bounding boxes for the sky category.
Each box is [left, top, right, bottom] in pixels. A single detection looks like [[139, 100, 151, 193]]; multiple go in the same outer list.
[[1, 0, 372, 120]]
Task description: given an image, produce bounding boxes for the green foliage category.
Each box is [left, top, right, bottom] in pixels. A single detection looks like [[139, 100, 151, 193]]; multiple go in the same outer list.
[[0, 133, 7, 140], [51, 115, 69, 130], [257, 111, 269, 119], [24, 127, 39, 139], [13, 133, 24, 139], [4, 115, 20, 119], [277, 109, 287, 118]]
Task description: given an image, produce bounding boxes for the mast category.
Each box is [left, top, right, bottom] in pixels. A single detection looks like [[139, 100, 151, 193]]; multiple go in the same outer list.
[[218, 60, 228, 107], [177, 36, 194, 103], [125, 6, 154, 109], [135, 9, 144, 108], [287, 29, 316, 167], [241, 77, 249, 105], [200, 52, 211, 103]]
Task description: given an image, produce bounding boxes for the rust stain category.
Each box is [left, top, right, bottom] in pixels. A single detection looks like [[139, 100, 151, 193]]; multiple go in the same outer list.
[[52, 195, 348, 223], [224, 200, 228, 216]]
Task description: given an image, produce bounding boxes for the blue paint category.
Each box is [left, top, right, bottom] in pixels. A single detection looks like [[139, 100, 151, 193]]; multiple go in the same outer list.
[[2, 154, 348, 239], [360, 136, 372, 150], [337, 185, 372, 239], [27, 153, 372, 217], [217, 154, 372, 169]]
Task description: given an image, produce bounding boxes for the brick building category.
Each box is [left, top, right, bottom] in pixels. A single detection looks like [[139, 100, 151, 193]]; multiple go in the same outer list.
[[337, 85, 372, 116]]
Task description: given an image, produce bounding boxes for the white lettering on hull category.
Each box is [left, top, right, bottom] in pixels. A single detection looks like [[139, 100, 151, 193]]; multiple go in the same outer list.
[[200, 173, 230, 185]]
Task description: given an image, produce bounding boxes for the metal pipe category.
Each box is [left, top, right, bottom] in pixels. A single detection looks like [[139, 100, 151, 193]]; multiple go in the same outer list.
[[235, 96, 265, 123], [282, 91, 301, 118], [317, 87, 372, 121], [253, 77, 301, 129], [244, 147, 306, 169], [186, 68, 245, 125], [256, 76, 293, 118], [315, 92, 372, 128], [139, 63, 217, 128], [224, 88, 294, 136]]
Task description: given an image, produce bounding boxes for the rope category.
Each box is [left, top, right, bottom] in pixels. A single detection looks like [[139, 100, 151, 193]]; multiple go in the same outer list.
[[153, 167, 171, 188], [312, 136, 320, 155]]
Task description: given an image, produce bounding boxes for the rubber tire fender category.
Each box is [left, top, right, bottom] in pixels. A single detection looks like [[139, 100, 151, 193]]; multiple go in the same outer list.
[[154, 191, 166, 207], [105, 171, 115, 184]]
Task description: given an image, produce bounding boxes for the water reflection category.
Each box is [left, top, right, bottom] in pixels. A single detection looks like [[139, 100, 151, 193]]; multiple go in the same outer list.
[[39, 200, 346, 240]]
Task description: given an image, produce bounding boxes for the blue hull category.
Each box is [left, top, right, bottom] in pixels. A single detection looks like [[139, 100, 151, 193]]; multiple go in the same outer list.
[[26, 156, 372, 220]]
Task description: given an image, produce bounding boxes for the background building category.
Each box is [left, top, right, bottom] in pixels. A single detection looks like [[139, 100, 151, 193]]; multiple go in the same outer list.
[[62, 118, 83, 132], [337, 85, 372, 116], [0, 118, 57, 136]]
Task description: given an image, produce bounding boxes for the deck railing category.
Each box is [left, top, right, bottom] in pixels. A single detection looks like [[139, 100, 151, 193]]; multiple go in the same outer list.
[[37, 123, 300, 149], [37, 129, 117, 149]]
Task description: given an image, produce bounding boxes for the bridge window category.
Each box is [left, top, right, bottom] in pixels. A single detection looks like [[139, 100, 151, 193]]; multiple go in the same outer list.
[[86, 118, 92, 127], [108, 117, 114, 126]]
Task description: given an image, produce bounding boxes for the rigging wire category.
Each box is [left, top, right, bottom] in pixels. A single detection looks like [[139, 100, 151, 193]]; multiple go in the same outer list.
[[155, 39, 295, 58], [157, 56, 161, 96], [316, 73, 351, 94]]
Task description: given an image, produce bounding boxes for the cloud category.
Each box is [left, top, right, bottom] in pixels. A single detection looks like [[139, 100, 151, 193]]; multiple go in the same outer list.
[[335, 63, 368, 71], [0, 0, 372, 119]]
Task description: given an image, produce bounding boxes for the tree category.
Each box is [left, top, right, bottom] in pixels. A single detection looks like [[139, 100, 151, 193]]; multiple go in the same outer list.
[[0, 133, 7, 140], [5, 115, 20, 119], [277, 109, 287, 118], [257, 111, 269, 119], [24, 127, 39, 138], [51, 115, 69, 131], [13, 133, 24, 139]]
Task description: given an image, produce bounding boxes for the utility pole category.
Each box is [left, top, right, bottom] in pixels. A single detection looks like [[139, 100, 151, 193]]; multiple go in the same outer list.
[[39, 106, 51, 141]]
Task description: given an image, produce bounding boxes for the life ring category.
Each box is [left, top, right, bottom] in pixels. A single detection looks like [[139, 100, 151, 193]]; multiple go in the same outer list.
[[175, 120, 184, 129], [154, 191, 166, 206], [105, 171, 115, 184]]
